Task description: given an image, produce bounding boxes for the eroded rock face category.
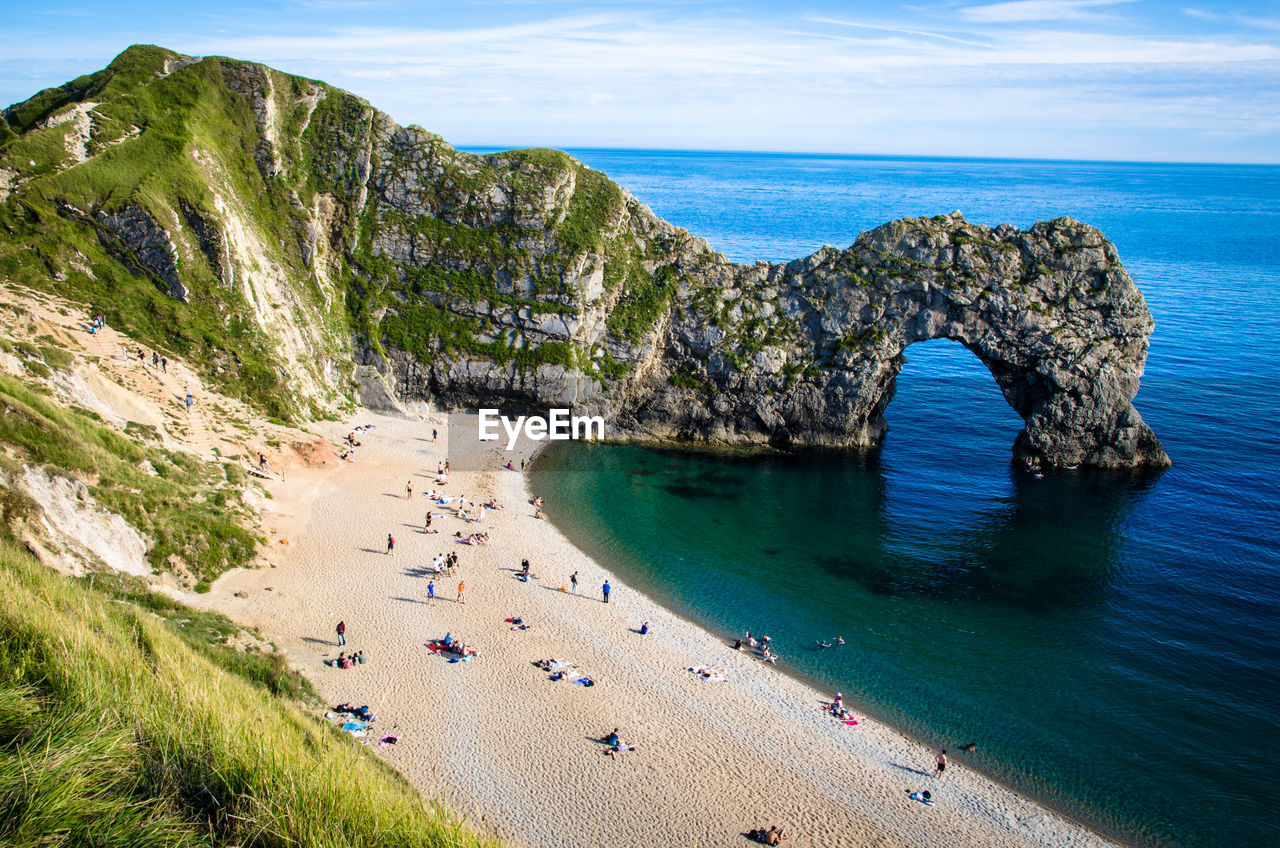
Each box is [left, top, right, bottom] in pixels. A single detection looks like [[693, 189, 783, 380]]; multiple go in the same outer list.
[[93, 204, 187, 301], [326, 118, 1166, 467], [360, 162, 1167, 466], [619, 214, 1167, 469]]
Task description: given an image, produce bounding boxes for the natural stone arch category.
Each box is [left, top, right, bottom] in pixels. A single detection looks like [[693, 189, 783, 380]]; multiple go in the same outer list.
[[625, 213, 1169, 469]]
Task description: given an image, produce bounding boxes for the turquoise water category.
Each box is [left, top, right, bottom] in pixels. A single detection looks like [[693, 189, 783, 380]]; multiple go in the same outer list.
[[491, 150, 1280, 848]]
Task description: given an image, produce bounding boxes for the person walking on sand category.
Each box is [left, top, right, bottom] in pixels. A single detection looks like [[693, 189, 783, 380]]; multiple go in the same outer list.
[[570, 571, 579, 595], [387, 533, 395, 555], [602, 580, 611, 603], [427, 581, 435, 603], [935, 749, 948, 777], [184, 387, 194, 412], [406, 480, 413, 499], [457, 580, 466, 604], [160, 355, 166, 373], [336, 620, 346, 647]]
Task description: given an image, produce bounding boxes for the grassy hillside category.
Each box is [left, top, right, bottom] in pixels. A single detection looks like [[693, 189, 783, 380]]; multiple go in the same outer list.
[[0, 45, 347, 421], [0, 45, 668, 422], [0, 541, 499, 848], [0, 370, 256, 587]]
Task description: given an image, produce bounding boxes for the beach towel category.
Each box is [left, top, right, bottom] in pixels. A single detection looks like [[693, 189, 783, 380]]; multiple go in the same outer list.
[[342, 721, 369, 732], [689, 666, 727, 682]]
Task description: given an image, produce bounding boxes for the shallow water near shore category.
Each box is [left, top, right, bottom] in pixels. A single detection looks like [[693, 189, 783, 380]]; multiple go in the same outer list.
[[510, 150, 1280, 848]]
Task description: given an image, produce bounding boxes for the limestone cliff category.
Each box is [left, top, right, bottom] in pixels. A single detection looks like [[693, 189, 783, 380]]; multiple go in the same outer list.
[[0, 45, 1167, 468]]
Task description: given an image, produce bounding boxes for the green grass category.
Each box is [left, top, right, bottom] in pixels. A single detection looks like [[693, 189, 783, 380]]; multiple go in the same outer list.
[[2, 45, 681, 422], [0, 373, 256, 581], [0, 542, 501, 848]]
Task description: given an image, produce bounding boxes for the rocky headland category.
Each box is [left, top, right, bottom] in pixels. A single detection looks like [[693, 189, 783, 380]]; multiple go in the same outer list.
[[0, 45, 1167, 468]]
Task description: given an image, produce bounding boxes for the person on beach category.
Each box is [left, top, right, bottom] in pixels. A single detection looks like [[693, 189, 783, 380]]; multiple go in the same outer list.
[[570, 571, 578, 595], [521, 558, 531, 576], [749, 825, 786, 844], [184, 387, 193, 412], [406, 480, 413, 499], [160, 355, 167, 373], [602, 580, 611, 603], [935, 749, 948, 777], [387, 534, 395, 555], [432, 428, 437, 441], [336, 620, 346, 646], [746, 632, 758, 649], [427, 581, 435, 603], [457, 580, 466, 604], [832, 692, 843, 711], [640, 621, 650, 635], [425, 512, 433, 532]]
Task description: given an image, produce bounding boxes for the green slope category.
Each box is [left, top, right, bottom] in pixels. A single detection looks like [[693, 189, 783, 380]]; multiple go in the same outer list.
[[0, 541, 499, 848]]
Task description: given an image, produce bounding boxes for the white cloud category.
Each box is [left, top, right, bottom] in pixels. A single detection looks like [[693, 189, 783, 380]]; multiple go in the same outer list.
[[2, 5, 1278, 162], [1182, 8, 1222, 22], [958, 0, 1134, 24]]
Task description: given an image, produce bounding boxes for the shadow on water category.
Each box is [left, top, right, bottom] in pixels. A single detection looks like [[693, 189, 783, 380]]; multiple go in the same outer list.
[[811, 465, 1163, 611]]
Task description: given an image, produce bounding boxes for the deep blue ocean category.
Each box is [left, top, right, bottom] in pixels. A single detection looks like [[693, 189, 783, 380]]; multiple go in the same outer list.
[[468, 149, 1280, 847]]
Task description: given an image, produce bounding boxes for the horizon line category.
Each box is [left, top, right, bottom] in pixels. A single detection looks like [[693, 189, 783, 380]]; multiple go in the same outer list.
[[455, 144, 1280, 169]]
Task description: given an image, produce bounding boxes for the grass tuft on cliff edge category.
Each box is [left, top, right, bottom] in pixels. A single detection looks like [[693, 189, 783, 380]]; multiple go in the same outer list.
[[0, 541, 501, 848]]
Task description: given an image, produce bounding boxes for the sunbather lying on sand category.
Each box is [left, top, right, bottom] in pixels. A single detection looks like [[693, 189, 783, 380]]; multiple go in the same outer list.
[[748, 825, 787, 844]]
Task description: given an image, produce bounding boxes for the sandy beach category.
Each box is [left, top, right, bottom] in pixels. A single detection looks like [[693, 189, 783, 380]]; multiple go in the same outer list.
[[207, 412, 1119, 848]]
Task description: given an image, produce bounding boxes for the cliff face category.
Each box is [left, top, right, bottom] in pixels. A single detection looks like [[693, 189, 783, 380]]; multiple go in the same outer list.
[[0, 46, 1167, 468]]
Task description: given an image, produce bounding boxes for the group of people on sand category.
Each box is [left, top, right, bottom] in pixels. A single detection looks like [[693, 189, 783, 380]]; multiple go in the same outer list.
[[456, 530, 490, 545], [340, 431, 362, 462], [439, 632, 475, 657], [430, 552, 459, 575], [325, 650, 366, 669], [602, 727, 635, 757], [733, 631, 779, 664]]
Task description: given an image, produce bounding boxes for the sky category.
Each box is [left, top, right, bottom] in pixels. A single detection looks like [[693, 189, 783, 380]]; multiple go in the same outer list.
[[1, 1, 1278, 163]]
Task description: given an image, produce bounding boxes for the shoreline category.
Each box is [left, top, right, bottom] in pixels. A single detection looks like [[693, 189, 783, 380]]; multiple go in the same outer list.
[[202, 412, 1124, 848], [526, 443, 1137, 848]]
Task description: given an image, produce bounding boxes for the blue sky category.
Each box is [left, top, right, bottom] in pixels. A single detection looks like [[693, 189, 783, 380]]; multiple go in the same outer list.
[[2, 1, 1278, 163]]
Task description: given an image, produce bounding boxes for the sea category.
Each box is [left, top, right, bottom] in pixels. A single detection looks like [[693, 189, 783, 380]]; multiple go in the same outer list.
[[465, 148, 1280, 848]]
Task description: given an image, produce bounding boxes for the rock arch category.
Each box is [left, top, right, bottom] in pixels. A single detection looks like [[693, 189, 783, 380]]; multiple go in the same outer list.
[[630, 214, 1170, 469]]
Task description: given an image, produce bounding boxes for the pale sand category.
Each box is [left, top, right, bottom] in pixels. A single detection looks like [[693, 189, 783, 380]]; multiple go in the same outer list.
[[209, 412, 1119, 848]]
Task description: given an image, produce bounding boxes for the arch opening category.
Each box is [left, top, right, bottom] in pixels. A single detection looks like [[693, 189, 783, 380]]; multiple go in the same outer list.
[[879, 338, 1026, 466]]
